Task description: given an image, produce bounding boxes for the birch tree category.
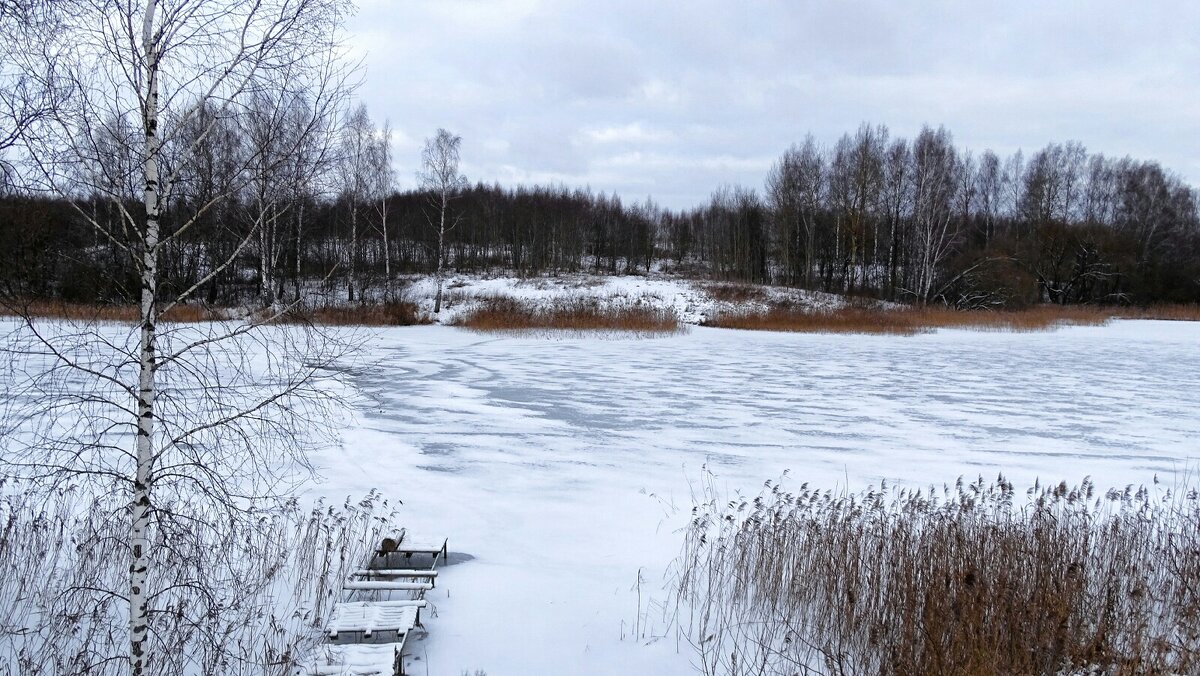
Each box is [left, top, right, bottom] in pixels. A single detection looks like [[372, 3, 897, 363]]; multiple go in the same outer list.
[[909, 125, 962, 303], [371, 120, 396, 301], [419, 128, 467, 313], [3, 1, 357, 673], [766, 136, 823, 287], [338, 103, 373, 303]]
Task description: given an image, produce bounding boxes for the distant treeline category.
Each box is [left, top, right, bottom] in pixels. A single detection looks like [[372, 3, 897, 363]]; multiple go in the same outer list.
[[1, 121, 1197, 308]]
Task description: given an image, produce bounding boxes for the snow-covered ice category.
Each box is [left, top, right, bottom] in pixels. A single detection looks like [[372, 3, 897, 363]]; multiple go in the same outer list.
[[313, 320, 1200, 675]]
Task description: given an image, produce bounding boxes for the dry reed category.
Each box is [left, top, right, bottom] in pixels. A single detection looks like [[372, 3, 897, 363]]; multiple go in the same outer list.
[[0, 300, 221, 323], [0, 300, 432, 326], [283, 300, 429, 326], [668, 471, 1200, 675], [706, 305, 1117, 335], [453, 296, 681, 334]]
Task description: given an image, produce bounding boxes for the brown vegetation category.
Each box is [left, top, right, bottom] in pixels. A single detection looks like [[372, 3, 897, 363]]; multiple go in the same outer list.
[[0, 300, 221, 323], [703, 282, 769, 304], [453, 296, 680, 334], [0, 299, 431, 326], [706, 305, 1120, 335], [283, 301, 429, 326], [671, 473, 1200, 675], [1116, 304, 1200, 321]]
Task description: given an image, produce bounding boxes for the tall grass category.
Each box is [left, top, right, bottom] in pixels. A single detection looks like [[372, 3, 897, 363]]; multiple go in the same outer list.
[[668, 471, 1200, 675], [283, 300, 429, 326], [706, 305, 1116, 335], [0, 483, 399, 675], [0, 300, 431, 326], [453, 296, 682, 335], [0, 300, 222, 323]]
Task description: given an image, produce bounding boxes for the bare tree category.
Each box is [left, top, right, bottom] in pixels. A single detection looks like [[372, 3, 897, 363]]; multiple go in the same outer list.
[[4, 1, 358, 674], [976, 150, 1003, 244], [0, 1, 69, 192], [338, 103, 373, 303], [909, 125, 962, 304], [766, 135, 823, 287], [419, 128, 467, 313], [370, 120, 396, 300]]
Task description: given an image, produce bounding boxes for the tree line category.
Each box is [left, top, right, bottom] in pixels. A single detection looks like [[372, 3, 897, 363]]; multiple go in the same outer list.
[[2, 116, 1197, 307]]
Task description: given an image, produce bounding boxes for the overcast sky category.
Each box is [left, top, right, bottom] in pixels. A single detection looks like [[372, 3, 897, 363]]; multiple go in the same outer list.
[[348, 0, 1200, 210]]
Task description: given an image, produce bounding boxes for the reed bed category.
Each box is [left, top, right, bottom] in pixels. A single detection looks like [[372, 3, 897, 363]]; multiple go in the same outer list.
[[453, 296, 682, 335], [0, 300, 221, 323], [284, 300, 429, 326], [0, 300, 431, 326], [668, 472, 1200, 675], [0, 483, 398, 675], [705, 305, 1116, 335], [1116, 304, 1200, 321]]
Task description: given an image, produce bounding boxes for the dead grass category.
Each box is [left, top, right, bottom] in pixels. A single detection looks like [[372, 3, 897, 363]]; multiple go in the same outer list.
[[1115, 304, 1200, 321], [453, 296, 680, 334], [706, 305, 1117, 335], [670, 472, 1200, 675], [0, 299, 432, 326], [284, 301, 430, 326], [0, 300, 221, 323], [703, 282, 770, 304]]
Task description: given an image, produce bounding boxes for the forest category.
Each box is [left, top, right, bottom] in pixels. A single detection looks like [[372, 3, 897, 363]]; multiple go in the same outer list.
[[2, 112, 1198, 309]]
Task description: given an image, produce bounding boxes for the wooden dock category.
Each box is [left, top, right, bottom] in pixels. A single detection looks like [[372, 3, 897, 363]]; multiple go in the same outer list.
[[297, 532, 449, 676]]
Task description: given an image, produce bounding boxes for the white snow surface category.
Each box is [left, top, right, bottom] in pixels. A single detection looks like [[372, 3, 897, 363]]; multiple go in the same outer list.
[[397, 272, 848, 325], [313, 320, 1200, 675]]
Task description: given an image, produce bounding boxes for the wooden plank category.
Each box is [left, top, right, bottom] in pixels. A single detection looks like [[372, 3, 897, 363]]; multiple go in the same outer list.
[[376, 529, 407, 554], [342, 580, 434, 592], [326, 601, 424, 639], [352, 569, 438, 578], [393, 538, 446, 553]]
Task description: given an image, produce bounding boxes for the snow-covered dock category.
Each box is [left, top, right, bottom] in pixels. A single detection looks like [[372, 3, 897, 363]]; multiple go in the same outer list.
[[297, 532, 449, 676]]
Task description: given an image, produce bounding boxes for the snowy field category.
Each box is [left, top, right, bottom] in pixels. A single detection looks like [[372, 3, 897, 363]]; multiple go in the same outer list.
[[315, 320, 1200, 675]]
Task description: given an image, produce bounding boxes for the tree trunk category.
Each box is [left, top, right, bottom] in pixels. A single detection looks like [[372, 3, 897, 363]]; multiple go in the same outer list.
[[348, 198, 357, 302], [381, 199, 391, 302], [132, 3, 160, 674], [294, 200, 304, 301], [434, 191, 446, 313]]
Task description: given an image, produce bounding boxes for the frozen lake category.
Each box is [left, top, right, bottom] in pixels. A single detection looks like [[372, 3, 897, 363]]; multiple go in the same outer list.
[[317, 321, 1200, 675]]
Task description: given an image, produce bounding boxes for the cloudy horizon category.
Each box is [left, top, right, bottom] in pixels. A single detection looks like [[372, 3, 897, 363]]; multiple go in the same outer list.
[[349, 0, 1199, 210]]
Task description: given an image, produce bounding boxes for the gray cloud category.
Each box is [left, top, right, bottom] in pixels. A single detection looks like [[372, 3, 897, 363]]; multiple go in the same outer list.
[[351, 0, 1200, 209]]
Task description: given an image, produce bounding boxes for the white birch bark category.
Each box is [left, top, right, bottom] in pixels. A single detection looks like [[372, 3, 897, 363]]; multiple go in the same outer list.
[[131, 2, 160, 672]]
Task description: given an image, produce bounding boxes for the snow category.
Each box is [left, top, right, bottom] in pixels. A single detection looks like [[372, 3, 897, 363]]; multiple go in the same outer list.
[[311, 319, 1200, 675], [397, 272, 847, 325], [325, 602, 422, 637]]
